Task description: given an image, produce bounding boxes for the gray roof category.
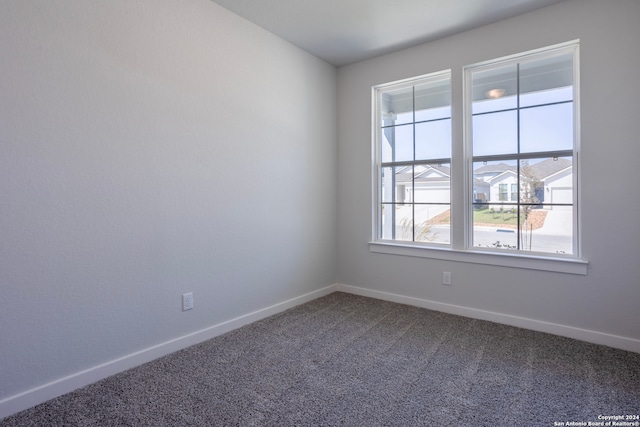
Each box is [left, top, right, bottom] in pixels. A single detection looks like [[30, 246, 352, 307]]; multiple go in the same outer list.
[[392, 159, 571, 184], [474, 163, 514, 174], [475, 158, 571, 181], [393, 164, 451, 184], [527, 157, 572, 180]]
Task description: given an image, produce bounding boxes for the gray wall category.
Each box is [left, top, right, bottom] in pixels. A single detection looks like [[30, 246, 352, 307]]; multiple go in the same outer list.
[[337, 0, 640, 343], [0, 0, 337, 403]]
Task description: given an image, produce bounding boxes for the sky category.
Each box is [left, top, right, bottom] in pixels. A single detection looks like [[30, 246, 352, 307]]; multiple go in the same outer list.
[[382, 86, 574, 164]]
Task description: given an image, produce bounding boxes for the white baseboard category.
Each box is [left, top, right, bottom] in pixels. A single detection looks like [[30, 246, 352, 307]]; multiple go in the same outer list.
[[336, 283, 640, 354], [4, 282, 637, 420], [0, 284, 338, 420]]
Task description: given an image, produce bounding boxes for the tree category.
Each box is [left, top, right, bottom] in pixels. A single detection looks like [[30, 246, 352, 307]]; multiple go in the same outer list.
[[518, 160, 542, 250]]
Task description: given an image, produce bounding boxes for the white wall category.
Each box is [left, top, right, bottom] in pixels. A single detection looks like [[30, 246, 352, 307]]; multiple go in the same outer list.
[[337, 0, 640, 348], [0, 0, 337, 414]]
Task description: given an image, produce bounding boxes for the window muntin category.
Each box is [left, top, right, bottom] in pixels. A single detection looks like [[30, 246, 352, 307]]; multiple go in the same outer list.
[[467, 44, 578, 256], [376, 72, 452, 246]]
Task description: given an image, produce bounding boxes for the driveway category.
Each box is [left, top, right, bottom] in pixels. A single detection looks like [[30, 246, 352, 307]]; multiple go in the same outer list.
[[537, 209, 573, 236]]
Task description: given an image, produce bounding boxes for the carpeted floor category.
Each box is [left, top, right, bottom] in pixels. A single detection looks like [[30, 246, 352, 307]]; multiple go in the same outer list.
[[2, 292, 639, 426]]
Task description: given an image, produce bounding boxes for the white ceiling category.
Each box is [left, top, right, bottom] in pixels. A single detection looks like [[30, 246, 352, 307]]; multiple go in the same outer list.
[[210, 0, 567, 67]]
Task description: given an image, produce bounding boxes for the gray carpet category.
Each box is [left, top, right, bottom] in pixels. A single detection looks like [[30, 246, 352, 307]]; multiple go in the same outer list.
[[2, 292, 639, 426]]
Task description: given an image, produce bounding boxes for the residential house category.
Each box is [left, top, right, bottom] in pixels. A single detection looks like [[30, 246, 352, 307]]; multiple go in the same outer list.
[[474, 158, 572, 208]]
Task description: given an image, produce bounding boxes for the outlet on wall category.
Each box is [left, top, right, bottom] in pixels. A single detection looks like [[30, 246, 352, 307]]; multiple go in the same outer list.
[[442, 272, 452, 286], [182, 292, 194, 311]]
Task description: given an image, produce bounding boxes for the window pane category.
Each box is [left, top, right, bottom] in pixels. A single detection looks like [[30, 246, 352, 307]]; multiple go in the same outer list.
[[520, 103, 573, 153], [473, 204, 573, 254], [381, 124, 413, 163], [381, 204, 411, 241], [380, 87, 413, 126], [380, 204, 388, 239], [472, 159, 517, 206], [415, 80, 451, 122], [414, 204, 450, 244], [473, 211, 518, 251], [519, 157, 572, 205], [380, 203, 394, 240], [415, 119, 451, 160], [472, 110, 518, 156], [381, 166, 413, 203], [413, 163, 450, 203], [472, 65, 517, 114], [390, 204, 414, 241], [522, 205, 573, 255], [520, 52, 573, 107]]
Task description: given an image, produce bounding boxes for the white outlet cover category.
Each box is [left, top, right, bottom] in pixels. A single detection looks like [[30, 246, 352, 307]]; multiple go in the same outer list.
[[443, 272, 452, 285], [182, 292, 194, 311]]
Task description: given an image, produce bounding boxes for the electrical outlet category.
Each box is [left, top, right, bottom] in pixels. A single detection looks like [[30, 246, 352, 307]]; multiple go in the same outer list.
[[182, 292, 194, 311], [442, 272, 452, 286]]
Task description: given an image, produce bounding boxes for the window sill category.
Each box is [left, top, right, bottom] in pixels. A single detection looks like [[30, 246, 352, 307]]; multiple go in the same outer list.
[[369, 241, 588, 275]]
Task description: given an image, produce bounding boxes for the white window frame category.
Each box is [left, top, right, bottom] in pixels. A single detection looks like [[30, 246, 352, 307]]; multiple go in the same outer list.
[[370, 40, 587, 275]]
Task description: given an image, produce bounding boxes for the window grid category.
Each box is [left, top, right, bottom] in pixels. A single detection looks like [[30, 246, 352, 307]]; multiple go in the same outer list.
[[373, 41, 580, 262]]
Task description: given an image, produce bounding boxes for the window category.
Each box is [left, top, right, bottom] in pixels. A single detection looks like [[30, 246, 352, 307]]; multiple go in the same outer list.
[[467, 43, 578, 256], [498, 184, 508, 202], [511, 184, 518, 202], [372, 41, 582, 271], [375, 72, 451, 245]]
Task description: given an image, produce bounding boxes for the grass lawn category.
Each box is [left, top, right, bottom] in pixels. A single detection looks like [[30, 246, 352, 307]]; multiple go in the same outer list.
[[429, 207, 547, 230], [474, 207, 519, 226]]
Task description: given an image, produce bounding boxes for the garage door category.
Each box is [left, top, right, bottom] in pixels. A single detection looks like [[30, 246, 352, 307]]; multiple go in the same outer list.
[[414, 185, 450, 203], [550, 187, 572, 210]]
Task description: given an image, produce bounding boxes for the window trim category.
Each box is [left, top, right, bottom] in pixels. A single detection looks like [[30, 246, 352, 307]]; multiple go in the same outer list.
[[371, 40, 587, 275], [369, 242, 588, 275]]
